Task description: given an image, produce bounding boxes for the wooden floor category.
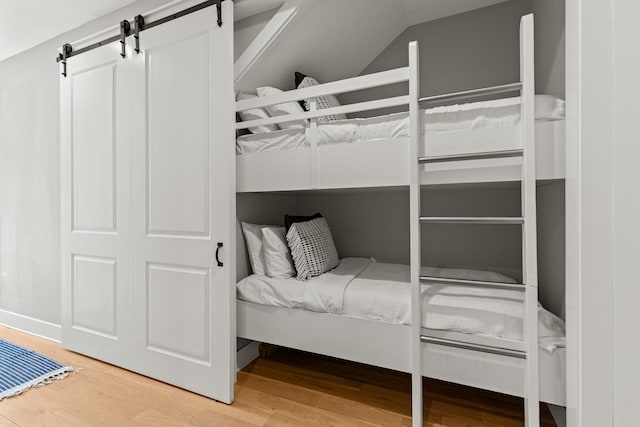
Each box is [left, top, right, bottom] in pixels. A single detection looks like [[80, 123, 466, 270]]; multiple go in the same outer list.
[[0, 326, 557, 426]]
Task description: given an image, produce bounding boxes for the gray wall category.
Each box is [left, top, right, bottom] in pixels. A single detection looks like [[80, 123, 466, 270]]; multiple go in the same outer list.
[[297, 186, 521, 276], [341, 0, 565, 114], [236, 193, 297, 280], [0, 58, 60, 323], [537, 181, 565, 318], [533, 0, 565, 97], [0, 0, 173, 325]]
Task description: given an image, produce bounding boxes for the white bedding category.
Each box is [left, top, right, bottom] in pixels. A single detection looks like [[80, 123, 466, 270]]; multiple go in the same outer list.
[[236, 95, 565, 155], [236, 258, 566, 352]]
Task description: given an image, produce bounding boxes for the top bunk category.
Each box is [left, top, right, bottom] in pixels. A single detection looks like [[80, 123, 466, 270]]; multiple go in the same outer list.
[[235, 13, 565, 193]]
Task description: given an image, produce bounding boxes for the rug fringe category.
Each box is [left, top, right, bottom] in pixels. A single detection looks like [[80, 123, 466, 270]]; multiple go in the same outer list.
[[0, 366, 76, 400]]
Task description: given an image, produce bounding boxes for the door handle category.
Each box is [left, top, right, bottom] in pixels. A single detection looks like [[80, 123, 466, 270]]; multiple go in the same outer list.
[[216, 242, 223, 267]]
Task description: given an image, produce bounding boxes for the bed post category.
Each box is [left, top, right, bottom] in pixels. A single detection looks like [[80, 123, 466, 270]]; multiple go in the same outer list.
[[520, 13, 540, 427], [309, 100, 319, 188], [408, 40, 423, 427]]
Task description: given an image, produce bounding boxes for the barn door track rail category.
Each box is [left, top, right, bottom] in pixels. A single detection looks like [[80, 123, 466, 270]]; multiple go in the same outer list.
[[56, 0, 225, 76]]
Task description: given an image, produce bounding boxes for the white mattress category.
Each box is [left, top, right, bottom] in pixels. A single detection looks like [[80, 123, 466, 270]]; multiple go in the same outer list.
[[236, 258, 566, 351], [236, 95, 565, 155]]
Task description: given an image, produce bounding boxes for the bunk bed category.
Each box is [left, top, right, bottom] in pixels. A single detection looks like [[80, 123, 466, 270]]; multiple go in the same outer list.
[[235, 13, 564, 427], [235, 51, 565, 192]]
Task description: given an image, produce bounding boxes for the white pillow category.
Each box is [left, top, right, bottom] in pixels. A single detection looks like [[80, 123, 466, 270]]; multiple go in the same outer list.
[[241, 222, 269, 275], [237, 92, 279, 134], [261, 227, 295, 278], [256, 86, 307, 130]]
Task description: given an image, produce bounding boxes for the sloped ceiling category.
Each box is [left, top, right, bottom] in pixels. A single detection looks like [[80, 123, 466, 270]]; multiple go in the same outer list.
[[236, 0, 407, 92], [402, 0, 510, 26], [234, 0, 284, 21], [235, 0, 512, 92]]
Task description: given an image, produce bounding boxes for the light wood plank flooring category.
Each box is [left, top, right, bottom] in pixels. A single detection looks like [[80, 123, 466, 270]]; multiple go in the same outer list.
[[0, 326, 557, 426]]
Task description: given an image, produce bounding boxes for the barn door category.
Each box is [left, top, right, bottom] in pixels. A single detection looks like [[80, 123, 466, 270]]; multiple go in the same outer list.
[[60, 43, 134, 366], [130, 2, 235, 403]]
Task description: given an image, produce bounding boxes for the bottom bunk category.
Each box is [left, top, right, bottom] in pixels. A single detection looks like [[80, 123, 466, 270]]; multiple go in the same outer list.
[[236, 258, 566, 407]]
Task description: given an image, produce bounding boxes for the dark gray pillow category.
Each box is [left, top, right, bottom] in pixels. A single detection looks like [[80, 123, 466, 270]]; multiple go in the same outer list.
[[284, 212, 322, 232], [294, 71, 308, 110]]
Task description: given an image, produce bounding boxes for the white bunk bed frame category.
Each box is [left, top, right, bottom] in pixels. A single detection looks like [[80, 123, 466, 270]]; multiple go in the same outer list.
[[235, 40, 564, 193], [236, 14, 564, 427]]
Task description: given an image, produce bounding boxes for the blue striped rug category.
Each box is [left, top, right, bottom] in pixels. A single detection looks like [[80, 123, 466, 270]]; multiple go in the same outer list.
[[0, 338, 74, 400]]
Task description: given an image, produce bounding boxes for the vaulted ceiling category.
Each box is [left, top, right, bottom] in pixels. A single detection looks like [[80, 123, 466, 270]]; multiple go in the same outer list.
[[401, 0, 510, 26], [235, 0, 511, 92]]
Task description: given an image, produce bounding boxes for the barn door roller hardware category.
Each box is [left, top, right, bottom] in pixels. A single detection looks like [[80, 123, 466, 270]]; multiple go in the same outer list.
[[56, 0, 226, 75], [134, 15, 145, 54], [58, 44, 73, 77], [119, 20, 131, 58]]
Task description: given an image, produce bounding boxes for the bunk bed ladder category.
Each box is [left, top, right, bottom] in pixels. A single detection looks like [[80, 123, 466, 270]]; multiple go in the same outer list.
[[408, 14, 539, 427], [519, 14, 540, 427], [408, 40, 423, 427]]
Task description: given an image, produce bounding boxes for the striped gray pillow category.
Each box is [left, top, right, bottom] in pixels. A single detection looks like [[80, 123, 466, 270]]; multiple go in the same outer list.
[[286, 217, 339, 281], [297, 76, 347, 122]]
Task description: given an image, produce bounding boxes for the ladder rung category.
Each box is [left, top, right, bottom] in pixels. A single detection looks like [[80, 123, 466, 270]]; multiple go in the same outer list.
[[420, 336, 527, 359], [419, 217, 524, 225], [418, 82, 522, 104], [419, 149, 523, 164], [420, 276, 526, 291]]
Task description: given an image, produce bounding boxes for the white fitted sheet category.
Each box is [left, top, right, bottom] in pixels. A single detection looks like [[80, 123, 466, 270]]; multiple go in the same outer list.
[[236, 95, 565, 154], [236, 258, 566, 351]]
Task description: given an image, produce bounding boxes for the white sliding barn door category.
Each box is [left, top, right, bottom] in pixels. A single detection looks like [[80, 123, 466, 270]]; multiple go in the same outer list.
[[130, 2, 235, 403], [60, 45, 133, 366]]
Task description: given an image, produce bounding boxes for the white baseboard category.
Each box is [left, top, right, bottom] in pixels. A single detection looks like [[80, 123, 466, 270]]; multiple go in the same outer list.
[[0, 309, 61, 342]]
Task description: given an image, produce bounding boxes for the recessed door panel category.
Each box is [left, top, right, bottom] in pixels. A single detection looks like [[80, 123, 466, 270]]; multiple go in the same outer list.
[[72, 255, 117, 338], [146, 263, 210, 363], [71, 63, 116, 232], [146, 34, 210, 237]]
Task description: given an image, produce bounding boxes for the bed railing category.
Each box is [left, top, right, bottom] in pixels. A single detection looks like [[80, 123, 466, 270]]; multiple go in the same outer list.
[[235, 67, 411, 130], [418, 82, 522, 105], [235, 61, 525, 134]]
